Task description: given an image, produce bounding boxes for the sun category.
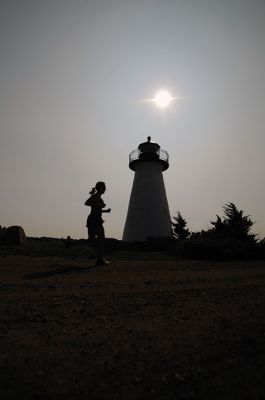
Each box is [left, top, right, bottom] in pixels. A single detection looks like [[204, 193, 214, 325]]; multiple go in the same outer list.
[[142, 89, 182, 108], [153, 90, 174, 108]]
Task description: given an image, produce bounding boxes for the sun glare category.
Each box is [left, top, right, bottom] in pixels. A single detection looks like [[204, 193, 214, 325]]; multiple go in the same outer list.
[[153, 90, 174, 108]]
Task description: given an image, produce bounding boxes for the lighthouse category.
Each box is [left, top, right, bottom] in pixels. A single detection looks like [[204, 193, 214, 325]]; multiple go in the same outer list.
[[123, 136, 171, 241]]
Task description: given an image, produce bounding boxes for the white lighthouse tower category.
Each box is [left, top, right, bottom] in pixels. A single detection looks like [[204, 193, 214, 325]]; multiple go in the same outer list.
[[123, 136, 171, 241]]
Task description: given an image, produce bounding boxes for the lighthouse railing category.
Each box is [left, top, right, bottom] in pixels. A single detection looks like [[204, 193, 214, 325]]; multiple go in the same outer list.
[[129, 148, 169, 163], [158, 149, 169, 162], [129, 149, 140, 162]]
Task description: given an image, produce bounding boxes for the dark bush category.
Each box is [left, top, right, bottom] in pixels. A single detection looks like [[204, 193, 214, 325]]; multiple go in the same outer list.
[[170, 231, 260, 260]]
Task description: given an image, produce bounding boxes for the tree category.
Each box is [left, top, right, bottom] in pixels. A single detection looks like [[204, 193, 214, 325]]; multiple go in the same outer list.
[[211, 202, 256, 242], [172, 211, 190, 240]]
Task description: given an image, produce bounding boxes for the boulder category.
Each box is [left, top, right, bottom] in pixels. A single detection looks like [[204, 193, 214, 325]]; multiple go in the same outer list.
[[0, 226, 27, 245]]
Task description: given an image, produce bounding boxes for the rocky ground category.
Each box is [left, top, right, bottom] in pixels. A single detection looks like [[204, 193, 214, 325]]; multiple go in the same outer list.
[[1, 255, 265, 399]]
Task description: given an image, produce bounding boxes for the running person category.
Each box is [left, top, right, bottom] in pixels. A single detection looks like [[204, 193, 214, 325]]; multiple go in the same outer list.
[[85, 181, 111, 266]]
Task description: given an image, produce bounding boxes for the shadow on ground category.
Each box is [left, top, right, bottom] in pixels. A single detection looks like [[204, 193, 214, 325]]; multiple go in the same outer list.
[[24, 264, 96, 279]]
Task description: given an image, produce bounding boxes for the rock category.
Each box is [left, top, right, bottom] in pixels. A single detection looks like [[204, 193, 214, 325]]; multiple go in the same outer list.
[[0, 226, 27, 245]]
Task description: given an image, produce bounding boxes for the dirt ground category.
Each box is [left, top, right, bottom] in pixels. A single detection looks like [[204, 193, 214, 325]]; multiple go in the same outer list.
[[1, 255, 265, 400]]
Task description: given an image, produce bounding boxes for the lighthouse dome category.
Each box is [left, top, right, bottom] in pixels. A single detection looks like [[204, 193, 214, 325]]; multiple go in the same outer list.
[[138, 136, 160, 152]]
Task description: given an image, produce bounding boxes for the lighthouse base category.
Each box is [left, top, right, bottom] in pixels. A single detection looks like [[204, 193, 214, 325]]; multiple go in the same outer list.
[[122, 162, 171, 242]]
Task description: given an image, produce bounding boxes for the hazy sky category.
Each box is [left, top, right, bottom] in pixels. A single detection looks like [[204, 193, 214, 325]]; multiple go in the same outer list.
[[1, 0, 265, 239]]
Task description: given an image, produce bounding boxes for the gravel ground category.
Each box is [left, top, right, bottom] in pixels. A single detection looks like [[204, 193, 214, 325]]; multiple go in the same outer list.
[[1, 255, 265, 400]]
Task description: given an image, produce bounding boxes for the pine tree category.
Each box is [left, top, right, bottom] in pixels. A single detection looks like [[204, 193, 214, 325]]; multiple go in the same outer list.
[[172, 211, 190, 240], [211, 202, 256, 242]]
